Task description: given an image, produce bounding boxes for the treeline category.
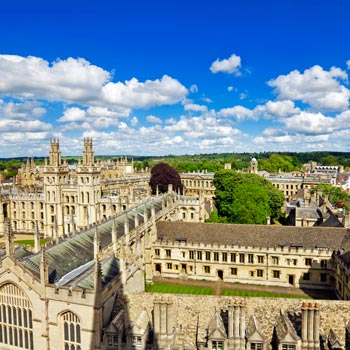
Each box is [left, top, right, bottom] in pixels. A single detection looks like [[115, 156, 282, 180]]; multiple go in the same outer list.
[[1, 152, 350, 179], [133, 152, 350, 173]]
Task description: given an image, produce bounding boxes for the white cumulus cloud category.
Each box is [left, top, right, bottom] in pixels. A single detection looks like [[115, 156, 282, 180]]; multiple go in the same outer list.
[[210, 54, 241, 75], [0, 55, 188, 111], [283, 111, 335, 135], [101, 75, 188, 108], [146, 115, 162, 124], [184, 103, 208, 113], [268, 65, 350, 111], [218, 105, 255, 120]]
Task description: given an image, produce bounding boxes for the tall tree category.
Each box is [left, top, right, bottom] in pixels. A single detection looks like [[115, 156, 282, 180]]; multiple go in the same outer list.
[[149, 163, 182, 194], [213, 170, 285, 224]]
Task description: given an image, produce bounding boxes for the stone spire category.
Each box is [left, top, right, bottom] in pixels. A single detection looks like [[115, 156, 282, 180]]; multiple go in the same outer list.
[[5, 219, 14, 257], [94, 227, 100, 258], [40, 246, 49, 286], [34, 221, 41, 254], [94, 255, 103, 293], [111, 219, 118, 257]]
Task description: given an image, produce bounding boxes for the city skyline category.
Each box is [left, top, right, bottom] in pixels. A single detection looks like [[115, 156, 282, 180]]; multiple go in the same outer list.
[[0, 0, 350, 157]]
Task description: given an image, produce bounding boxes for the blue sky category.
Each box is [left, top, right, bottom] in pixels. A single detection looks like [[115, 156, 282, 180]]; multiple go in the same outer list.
[[0, 0, 350, 157]]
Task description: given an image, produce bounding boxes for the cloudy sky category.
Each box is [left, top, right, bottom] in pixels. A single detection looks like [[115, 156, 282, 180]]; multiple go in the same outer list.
[[0, 0, 350, 157]]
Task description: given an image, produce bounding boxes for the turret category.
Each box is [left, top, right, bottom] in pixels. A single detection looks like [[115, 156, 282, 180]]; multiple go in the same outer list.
[[49, 138, 62, 166], [82, 137, 94, 166]]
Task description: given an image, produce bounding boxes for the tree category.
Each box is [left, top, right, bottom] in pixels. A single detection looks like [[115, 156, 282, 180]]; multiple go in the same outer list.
[[320, 155, 338, 166], [149, 163, 182, 194], [213, 170, 285, 224], [312, 184, 350, 209]]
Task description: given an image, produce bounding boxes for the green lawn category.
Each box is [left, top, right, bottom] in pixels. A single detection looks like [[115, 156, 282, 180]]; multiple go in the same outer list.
[[146, 283, 214, 295], [14, 239, 50, 246], [222, 289, 312, 299], [146, 282, 312, 298]]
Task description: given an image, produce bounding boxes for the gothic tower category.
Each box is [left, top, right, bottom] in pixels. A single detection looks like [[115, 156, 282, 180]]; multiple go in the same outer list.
[[43, 138, 69, 238], [76, 138, 101, 228]]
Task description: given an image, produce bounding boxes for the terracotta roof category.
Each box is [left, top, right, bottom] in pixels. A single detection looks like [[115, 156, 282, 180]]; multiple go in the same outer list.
[[156, 221, 349, 250]]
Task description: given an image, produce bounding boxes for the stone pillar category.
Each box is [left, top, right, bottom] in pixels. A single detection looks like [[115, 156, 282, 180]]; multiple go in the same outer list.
[[153, 297, 161, 335], [307, 303, 314, 349], [166, 298, 173, 335], [239, 301, 245, 350], [228, 300, 234, 339], [313, 303, 320, 350], [234, 303, 240, 338], [234, 301, 240, 350], [301, 302, 308, 350], [160, 300, 167, 334]]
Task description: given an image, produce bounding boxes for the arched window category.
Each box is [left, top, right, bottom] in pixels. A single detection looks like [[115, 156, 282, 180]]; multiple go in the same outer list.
[[0, 283, 34, 349], [61, 312, 81, 350]]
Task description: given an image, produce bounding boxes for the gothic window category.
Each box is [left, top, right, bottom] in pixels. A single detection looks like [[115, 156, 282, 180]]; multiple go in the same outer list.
[[212, 340, 224, 350], [131, 336, 142, 350], [250, 343, 263, 350], [282, 345, 295, 350], [0, 283, 34, 349], [61, 312, 81, 350]]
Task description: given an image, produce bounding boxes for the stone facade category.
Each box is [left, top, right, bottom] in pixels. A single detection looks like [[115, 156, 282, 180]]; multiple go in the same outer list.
[[0, 138, 151, 238]]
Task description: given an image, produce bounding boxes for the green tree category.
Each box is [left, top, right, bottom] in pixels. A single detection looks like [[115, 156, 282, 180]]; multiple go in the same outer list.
[[259, 154, 299, 172], [213, 170, 285, 224], [319, 155, 338, 166], [312, 184, 350, 209]]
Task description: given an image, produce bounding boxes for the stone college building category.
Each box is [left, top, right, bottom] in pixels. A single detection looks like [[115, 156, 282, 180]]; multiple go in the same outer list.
[[1, 140, 350, 350]]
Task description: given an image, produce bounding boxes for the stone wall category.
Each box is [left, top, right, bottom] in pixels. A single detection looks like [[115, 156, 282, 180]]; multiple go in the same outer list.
[[126, 293, 350, 350]]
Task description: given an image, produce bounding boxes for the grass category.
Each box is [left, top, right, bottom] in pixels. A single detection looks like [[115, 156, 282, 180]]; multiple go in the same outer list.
[[146, 282, 312, 299], [222, 289, 312, 299], [146, 283, 214, 295], [14, 239, 50, 246]]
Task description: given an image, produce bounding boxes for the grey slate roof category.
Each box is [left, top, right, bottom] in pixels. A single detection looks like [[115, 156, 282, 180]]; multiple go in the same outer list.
[[17, 195, 167, 287], [156, 221, 349, 250]]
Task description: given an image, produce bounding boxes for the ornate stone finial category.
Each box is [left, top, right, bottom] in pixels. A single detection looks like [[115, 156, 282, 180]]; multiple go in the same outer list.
[[93, 254, 102, 293], [5, 219, 14, 257]]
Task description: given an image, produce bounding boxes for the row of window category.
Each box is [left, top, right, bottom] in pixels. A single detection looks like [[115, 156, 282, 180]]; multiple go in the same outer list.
[[156, 249, 328, 268], [163, 263, 329, 282], [183, 180, 214, 188], [211, 340, 294, 350], [12, 202, 44, 210]]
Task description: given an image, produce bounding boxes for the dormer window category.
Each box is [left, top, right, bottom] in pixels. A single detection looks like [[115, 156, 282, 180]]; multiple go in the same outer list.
[[250, 343, 263, 350], [212, 340, 224, 350]]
